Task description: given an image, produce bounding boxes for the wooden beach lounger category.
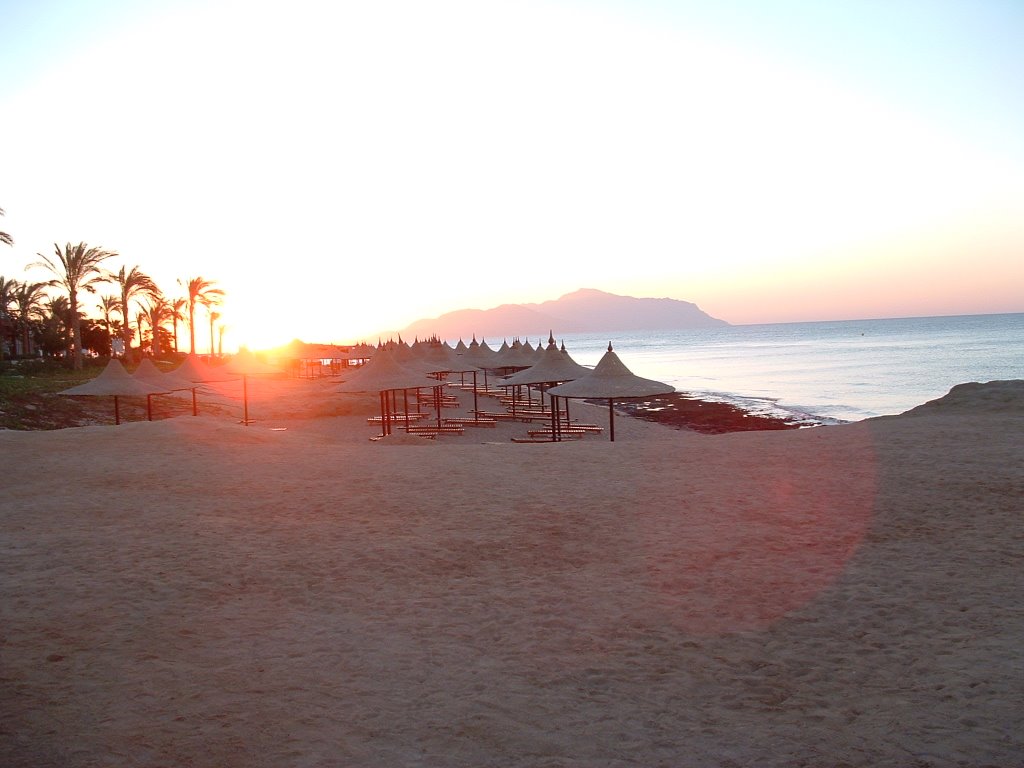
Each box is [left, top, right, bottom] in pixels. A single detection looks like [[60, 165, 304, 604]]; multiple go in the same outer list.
[[404, 425, 465, 436], [366, 412, 430, 424], [443, 418, 497, 428]]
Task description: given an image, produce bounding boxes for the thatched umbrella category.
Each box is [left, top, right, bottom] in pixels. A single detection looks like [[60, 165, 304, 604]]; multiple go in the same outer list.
[[461, 337, 501, 389], [500, 334, 592, 438], [413, 341, 483, 425], [548, 343, 675, 441], [337, 348, 440, 436], [221, 349, 283, 426], [133, 358, 206, 416], [59, 359, 171, 424], [172, 354, 237, 384]]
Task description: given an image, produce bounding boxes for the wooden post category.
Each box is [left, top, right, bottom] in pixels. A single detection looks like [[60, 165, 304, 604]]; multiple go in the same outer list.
[[242, 375, 250, 426]]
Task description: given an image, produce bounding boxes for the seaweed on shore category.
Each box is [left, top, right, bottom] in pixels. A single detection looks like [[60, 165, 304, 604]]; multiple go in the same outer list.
[[599, 393, 818, 435]]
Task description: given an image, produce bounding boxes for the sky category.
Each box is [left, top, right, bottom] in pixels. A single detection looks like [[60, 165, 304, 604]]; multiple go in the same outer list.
[[2, 0, 1023, 351]]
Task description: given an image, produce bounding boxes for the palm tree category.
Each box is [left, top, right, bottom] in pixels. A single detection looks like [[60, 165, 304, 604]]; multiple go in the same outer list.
[[209, 310, 221, 359], [96, 295, 120, 355], [31, 242, 116, 369], [108, 265, 157, 361], [139, 295, 172, 357], [0, 207, 12, 247], [13, 280, 48, 357], [180, 277, 224, 355], [97, 295, 119, 328], [136, 310, 148, 352], [169, 297, 187, 354], [0, 275, 14, 360], [40, 296, 72, 358]]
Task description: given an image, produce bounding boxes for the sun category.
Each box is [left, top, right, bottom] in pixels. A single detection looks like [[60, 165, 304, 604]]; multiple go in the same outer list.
[[223, 307, 296, 355], [198, 290, 286, 355]]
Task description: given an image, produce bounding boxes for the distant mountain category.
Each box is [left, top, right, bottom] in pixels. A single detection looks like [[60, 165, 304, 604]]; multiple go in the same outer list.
[[399, 288, 728, 340]]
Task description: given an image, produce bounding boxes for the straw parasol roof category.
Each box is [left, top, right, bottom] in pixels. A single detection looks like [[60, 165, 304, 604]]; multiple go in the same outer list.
[[548, 343, 675, 441], [59, 359, 172, 425], [60, 359, 170, 398], [548, 343, 674, 399], [133, 358, 208, 417], [133, 358, 202, 392], [499, 335, 591, 387], [222, 349, 283, 376], [337, 347, 443, 436], [416, 341, 478, 375], [461, 337, 501, 370], [492, 339, 536, 370], [173, 354, 237, 383], [336, 347, 440, 393]]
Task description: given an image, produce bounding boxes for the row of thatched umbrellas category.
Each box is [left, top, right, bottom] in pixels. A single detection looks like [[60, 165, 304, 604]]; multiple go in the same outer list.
[[59, 335, 675, 440], [58, 351, 267, 425], [335, 334, 675, 441]]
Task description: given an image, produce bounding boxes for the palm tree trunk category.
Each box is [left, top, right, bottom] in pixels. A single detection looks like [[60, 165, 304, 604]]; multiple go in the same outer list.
[[121, 289, 132, 360], [70, 289, 83, 370]]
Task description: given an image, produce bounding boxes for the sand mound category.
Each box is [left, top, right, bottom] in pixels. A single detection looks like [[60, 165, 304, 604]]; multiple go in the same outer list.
[[902, 379, 1024, 415]]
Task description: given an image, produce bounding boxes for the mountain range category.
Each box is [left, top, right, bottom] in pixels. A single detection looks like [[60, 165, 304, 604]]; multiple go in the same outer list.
[[398, 288, 729, 340]]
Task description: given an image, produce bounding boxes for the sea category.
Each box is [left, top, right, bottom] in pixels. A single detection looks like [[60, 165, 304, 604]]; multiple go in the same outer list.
[[554, 313, 1024, 424]]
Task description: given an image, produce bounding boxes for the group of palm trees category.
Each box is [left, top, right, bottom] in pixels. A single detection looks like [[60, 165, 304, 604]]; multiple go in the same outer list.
[[1, 211, 225, 370]]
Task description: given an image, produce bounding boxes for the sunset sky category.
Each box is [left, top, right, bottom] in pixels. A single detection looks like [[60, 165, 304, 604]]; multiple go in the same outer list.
[[2, 0, 1022, 350]]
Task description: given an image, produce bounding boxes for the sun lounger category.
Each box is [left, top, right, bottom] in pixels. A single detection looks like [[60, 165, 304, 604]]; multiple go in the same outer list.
[[366, 412, 430, 424], [527, 428, 598, 437], [511, 434, 583, 443], [404, 425, 465, 436], [443, 418, 497, 427]]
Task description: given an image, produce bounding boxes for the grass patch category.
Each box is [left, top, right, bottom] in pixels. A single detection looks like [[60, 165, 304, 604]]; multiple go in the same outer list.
[[0, 360, 108, 430], [0, 360, 98, 396]]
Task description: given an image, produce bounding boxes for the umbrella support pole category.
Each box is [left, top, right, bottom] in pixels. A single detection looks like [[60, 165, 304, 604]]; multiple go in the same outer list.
[[114, 395, 121, 425], [242, 375, 251, 426], [608, 398, 615, 442], [472, 371, 479, 424], [551, 393, 559, 442]]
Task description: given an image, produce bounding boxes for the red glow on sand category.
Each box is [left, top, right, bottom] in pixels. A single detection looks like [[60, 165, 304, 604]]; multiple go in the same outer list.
[[638, 424, 878, 636]]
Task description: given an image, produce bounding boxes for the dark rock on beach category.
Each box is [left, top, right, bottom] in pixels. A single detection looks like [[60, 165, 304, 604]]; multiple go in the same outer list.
[[605, 393, 818, 434]]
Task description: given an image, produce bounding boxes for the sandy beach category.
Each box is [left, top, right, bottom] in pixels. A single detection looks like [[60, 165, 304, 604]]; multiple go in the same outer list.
[[1, 377, 1022, 767]]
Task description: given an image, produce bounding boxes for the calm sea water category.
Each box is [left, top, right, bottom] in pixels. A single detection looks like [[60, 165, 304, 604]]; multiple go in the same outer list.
[[555, 313, 1024, 423]]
